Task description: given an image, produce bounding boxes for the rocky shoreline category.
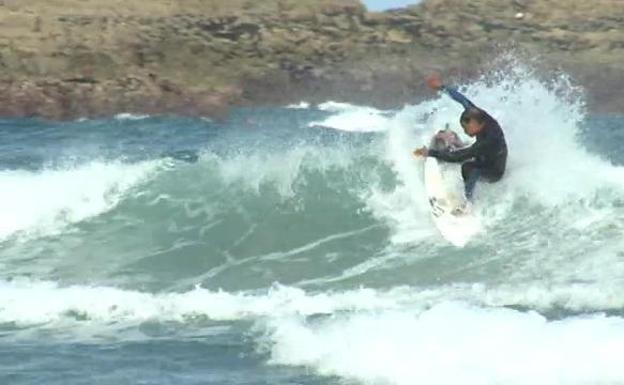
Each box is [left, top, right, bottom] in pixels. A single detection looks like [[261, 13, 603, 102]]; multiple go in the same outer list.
[[0, 0, 622, 120]]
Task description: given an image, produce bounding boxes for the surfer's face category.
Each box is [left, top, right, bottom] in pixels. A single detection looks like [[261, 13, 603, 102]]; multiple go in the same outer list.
[[462, 119, 484, 137]]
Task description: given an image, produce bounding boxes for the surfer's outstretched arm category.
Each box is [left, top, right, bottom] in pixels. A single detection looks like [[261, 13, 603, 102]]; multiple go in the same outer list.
[[440, 86, 477, 110]]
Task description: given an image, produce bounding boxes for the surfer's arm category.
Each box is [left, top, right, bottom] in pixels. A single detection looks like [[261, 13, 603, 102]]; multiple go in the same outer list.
[[428, 141, 485, 163], [441, 86, 476, 110]]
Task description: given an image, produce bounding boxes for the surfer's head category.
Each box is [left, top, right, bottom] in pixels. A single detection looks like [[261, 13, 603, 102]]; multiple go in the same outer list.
[[460, 108, 486, 137]]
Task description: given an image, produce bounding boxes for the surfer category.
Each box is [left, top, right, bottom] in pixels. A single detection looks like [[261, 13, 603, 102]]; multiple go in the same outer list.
[[413, 73, 508, 202]]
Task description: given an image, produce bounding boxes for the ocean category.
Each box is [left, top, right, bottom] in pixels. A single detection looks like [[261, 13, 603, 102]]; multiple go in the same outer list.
[[2, 66, 624, 385]]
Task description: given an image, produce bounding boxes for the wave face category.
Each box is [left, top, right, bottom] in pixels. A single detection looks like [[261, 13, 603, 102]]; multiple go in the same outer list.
[[2, 65, 624, 385]]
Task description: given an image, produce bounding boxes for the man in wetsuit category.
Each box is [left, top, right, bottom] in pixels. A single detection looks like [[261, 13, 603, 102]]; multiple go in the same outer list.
[[414, 73, 508, 202]]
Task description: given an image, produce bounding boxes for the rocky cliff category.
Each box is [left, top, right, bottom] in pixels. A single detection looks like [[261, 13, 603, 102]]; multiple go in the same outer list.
[[0, 0, 622, 119]]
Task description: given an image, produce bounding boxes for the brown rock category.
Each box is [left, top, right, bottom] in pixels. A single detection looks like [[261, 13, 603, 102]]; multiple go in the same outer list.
[[0, 0, 622, 119]]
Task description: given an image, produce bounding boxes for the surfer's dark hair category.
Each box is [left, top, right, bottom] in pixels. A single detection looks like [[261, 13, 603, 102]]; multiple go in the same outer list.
[[460, 108, 485, 125]]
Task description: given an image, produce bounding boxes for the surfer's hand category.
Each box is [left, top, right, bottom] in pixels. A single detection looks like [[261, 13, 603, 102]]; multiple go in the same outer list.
[[425, 73, 443, 90], [413, 147, 428, 157]]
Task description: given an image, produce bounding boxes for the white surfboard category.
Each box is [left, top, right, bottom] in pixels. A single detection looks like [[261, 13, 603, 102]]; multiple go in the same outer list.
[[423, 156, 481, 247]]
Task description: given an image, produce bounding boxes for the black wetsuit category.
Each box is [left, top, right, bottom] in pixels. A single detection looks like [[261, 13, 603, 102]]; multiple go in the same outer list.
[[428, 86, 507, 200]]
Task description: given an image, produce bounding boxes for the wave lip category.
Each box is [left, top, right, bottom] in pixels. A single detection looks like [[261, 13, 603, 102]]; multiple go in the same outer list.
[[0, 160, 160, 241]]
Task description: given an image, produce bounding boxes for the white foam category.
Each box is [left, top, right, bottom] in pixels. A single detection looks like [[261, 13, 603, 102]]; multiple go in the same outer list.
[[286, 101, 311, 109], [114, 113, 150, 121], [2, 279, 624, 329], [338, 61, 624, 245], [310, 101, 391, 132], [4, 278, 623, 381], [265, 301, 624, 385], [0, 160, 161, 241], [363, 101, 440, 244], [0, 281, 410, 327]]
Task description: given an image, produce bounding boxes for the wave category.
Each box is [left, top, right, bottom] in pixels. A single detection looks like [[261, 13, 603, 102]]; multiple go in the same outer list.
[[264, 301, 624, 385], [313, 63, 624, 248], [2, 277, 622, 383], [2, 279, 623, 329], [2, 57, 624, 385], [6, 62, 622, 252], [199, 144, 361, 198], [4, 62, 624, 292], [2, 278, 622, 383], [0, 160, 162, 241], [1, 61, 624, 328]]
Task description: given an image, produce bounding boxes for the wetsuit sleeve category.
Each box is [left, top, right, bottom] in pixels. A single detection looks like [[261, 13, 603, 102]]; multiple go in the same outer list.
[[441, 86, 476, 110], [428, 139, 489, 163]]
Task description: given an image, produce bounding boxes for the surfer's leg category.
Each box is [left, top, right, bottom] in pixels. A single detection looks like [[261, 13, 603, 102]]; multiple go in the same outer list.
[[461, 161, 481, 200]]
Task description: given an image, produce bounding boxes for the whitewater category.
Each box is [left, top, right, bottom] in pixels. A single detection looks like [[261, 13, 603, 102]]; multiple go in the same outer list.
[[2, 65, 624, 385]]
